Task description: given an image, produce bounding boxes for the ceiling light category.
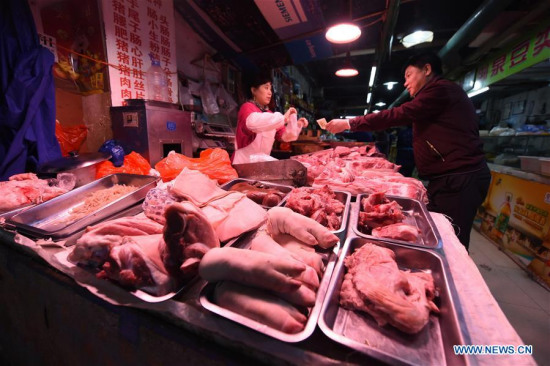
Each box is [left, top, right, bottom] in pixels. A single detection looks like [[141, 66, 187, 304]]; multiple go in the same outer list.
[[335, 67, 359, 77], [364, 109, 368, 115], [345, 115, 356, 119], [366, 92, 372, 104], [383, 81, 398, 90], [326, 23, 361, 44], [375, 102, 386, 107], [336, 51, 358, 77], [467, 86, 489, 98], [368, 66, 377, 87], [401, 30, 434, 48], [373, 110, 380, 113]]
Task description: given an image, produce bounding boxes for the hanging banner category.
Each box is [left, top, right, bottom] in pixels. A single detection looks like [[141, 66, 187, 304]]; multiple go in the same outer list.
[[102, 0, 177, 106], [475, 171, 550, 286], [254, 0, 332, 64], [475, 23, 550, 89]]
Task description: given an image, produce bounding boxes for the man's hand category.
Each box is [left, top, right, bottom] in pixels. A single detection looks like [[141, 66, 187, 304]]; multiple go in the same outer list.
[[326, 119, 350, 134]]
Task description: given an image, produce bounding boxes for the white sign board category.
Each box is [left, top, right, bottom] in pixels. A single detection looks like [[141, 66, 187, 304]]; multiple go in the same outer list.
[[103, 0, 177, 106]]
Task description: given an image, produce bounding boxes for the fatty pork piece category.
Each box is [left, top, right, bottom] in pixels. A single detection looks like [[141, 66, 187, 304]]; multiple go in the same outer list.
[[214, 281, 308, 334], [228, 182, 285, 207], [162, 202, 219, 282], [285, 186, 344, 230], [359, 192, 404, 229], [372, 223, 420, 243], [340, 243, 439, 334], [98, 234, 176, 296], [69, 215, 164, 267]]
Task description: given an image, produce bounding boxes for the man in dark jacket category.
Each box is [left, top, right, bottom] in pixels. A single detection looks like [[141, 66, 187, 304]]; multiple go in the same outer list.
[[326, 52, 491, 250]]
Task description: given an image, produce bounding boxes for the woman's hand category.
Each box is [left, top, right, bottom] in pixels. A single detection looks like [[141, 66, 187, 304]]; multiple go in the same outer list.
[[284, 107, 297, 123], [297, 117, 308, 129]]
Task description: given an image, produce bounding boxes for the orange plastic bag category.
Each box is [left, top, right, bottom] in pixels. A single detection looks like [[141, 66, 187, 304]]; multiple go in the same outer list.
[[55, 120, 88, 156], [155, 148, 238, 184], [96, 151, 152, 179]]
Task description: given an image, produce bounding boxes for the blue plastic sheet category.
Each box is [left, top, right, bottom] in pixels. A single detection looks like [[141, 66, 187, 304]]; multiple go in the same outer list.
[[0, 0, 61, 180]]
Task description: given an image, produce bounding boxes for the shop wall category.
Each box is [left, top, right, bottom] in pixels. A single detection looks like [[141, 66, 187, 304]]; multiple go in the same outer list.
[[174, 11, 220, 85]]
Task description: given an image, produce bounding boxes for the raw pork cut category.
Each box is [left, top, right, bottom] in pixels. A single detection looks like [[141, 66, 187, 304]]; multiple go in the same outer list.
[[359, 192, 404, 229], [267, 207, 339, 249], [372, 223, 420, 242], [214, 281, 308, 333], [162, 202, 219, 282], [340, 243, 439, 334], [285, 186, 344, 230], [0, 172, 76, 212], [98, 234, 176, 296], [69, 215, 164, 267]]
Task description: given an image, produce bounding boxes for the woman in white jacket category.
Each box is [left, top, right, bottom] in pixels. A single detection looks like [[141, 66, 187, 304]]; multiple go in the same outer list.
[[232, 72, 308, 165]]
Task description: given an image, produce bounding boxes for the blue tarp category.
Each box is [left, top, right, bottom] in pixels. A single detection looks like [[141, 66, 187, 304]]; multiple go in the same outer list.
[[0, 0, 61, 180]]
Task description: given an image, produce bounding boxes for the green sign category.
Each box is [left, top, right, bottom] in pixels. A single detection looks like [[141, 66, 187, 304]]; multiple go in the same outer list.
[[475, 24, 550, 89]]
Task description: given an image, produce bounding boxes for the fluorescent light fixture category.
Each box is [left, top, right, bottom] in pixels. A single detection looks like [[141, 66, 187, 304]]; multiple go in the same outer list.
[[401, 30, 434, 48], [368, 66, 377, 87], [384, 81, 398, 90], [375, 102, 386, 107], [467, 86, 489, 98], [335, 67, 359, 77], [326, 23, 361, 44], [373, 110, 380, 113], [364, 109, 368, 115], [345, 116, 356, 119], [366, 92, 372, 103]]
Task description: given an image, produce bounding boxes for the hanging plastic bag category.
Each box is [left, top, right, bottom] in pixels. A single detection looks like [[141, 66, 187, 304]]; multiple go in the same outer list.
[[178, 82, 194, 111], [216, 84, 238, 114], [200, 81, 219, 115], [155, 148, 237, 183], [55, 120, 88, 156]]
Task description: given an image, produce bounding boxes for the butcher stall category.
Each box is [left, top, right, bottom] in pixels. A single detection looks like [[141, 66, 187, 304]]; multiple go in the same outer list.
[[0, 149, 535, 366]]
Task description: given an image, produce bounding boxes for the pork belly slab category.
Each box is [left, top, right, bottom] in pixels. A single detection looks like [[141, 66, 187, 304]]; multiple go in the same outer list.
[[340, 243, 439, 334]]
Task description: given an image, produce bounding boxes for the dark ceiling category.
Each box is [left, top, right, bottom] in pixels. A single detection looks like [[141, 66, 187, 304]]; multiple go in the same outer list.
[[175, 0, 550, 118]]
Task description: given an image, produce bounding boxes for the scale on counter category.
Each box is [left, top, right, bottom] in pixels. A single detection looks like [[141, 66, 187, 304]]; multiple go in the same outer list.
[[192, 113, 235, 152]]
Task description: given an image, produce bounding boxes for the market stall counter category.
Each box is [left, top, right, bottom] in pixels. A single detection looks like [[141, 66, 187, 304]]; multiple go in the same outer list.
[[0, 203, 534, 366]]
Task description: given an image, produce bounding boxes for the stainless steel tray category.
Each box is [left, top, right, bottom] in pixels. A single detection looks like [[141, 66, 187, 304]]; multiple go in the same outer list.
[[7, 174, 158, 239], [200, 234, 341, 343], [284, 189, 351, 240], [318, 237, 469, 366], [353, 194, 442, 249], [220, 178, 293, 209]]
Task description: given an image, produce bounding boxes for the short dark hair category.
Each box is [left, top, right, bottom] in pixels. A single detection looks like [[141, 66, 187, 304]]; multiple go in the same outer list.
[[244, 70, 272, 98], [402, 52, 443, 75]]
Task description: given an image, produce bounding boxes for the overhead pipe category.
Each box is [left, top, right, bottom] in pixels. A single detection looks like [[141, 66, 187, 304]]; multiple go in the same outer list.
[[388, 0, 514, 108], [369, 0, 400, 113]]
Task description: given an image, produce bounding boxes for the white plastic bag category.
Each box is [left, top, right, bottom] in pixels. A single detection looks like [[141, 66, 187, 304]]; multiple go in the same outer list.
[[200, 82, 219, 114], [216, 84, 238, 114], [281, 114, 300, 141]]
